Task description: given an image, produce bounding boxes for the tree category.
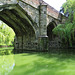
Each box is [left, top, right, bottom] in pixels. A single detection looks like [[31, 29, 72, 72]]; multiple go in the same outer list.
[[0, 21, 15, 45], [53, 0, 75, 47]]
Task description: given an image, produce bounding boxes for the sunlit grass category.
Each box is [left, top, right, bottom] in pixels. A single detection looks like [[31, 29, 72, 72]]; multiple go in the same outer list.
[[8, 53, 75, 75]]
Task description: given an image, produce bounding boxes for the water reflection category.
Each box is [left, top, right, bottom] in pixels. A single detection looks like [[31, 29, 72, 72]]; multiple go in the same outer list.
[[0, 49, 15, 75]]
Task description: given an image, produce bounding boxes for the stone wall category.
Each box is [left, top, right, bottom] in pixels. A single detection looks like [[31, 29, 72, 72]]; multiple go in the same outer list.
[[21, 0, 40, 8], [19, 0, 62, 27], [0, 0, 17, 4], [0, 0, 65, 52]]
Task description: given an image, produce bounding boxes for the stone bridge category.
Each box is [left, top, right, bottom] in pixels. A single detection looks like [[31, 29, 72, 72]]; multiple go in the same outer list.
[[0, 0, 65, 52]]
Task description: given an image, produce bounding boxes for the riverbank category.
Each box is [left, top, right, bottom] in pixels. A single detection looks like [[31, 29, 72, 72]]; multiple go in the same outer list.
[[0, 45, 13, 48], [0, 47, 14, 50]]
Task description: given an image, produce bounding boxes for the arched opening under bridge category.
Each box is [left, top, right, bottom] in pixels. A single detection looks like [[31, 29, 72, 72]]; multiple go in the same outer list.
[[0, 21, 15, 47], [47, 22, 56, 41], [0, 6, 36, 52]]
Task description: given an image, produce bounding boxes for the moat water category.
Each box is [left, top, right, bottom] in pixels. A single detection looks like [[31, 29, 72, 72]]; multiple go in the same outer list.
[[0, 48, 75, 75], [0, 48, 15, 75]]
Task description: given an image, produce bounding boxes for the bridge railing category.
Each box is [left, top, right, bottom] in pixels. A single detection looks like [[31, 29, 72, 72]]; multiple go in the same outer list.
[[0, 0, 17, 5]]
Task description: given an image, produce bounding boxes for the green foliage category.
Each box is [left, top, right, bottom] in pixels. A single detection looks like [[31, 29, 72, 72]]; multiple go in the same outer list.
[[0, 21, 15, 46], [53, 23, 75, 47], [0, 49, 13, 55], [62, 0, 75, 10], [0, 47, 14, 55], [53, 0, 75, 47]]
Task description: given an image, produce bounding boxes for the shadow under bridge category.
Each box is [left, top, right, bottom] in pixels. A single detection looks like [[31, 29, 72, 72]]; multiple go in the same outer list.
[[0, 1, 36, 51]]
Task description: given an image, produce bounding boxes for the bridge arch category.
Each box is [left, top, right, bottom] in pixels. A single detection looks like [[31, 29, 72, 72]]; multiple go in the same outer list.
[[0, 4, 37, 50], [0, 4, 35, 35], [47, 21, 57, 41], [0, 0, 64, 51], [0, 4, 36, 37]]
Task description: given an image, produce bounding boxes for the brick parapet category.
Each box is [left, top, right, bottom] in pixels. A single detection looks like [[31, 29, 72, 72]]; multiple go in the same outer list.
[[0, 0, 60, 19], [21, 0, 40, 8], [21, 0, 60, 19], [39, 0, 59, 19]]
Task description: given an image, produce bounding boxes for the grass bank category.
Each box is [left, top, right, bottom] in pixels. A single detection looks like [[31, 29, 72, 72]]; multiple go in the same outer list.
[[8, 53, 75, 75]]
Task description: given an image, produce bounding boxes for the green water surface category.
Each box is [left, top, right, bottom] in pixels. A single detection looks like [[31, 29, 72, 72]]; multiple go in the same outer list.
[[0, 48, 15, 75], [1, 48, 75, 75]]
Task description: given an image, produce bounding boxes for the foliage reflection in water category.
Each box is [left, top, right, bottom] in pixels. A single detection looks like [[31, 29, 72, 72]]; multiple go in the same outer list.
[[0, 49, 15, 75]]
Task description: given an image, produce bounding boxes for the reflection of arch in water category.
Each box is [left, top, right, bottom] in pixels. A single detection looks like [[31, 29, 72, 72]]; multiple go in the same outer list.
[[47, 21, 57, 41]]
